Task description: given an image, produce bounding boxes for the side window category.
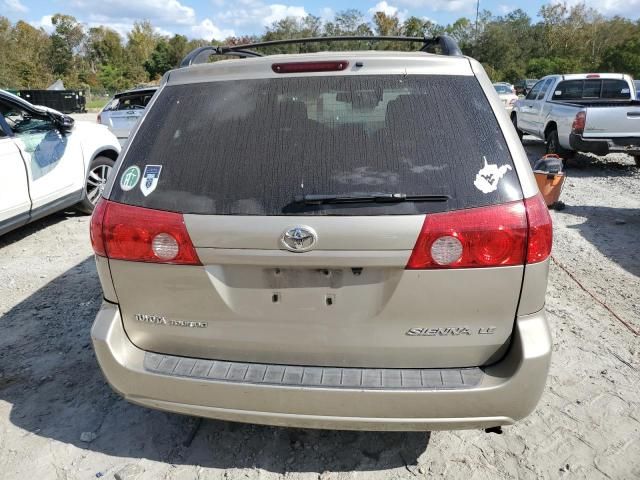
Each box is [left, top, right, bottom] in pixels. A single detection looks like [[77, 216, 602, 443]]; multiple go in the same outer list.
[[536, 79, 554, 100], [526, 81, 544, 100], [0, 101, 54, 136]]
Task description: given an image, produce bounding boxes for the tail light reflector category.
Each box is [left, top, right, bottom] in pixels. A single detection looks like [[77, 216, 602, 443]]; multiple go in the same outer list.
[[524, 194, 553, 263], [572, 111, 586, 135], [406, 196, 552, 269], [90, 199, 200, 265], [272, 61, 349, 74]]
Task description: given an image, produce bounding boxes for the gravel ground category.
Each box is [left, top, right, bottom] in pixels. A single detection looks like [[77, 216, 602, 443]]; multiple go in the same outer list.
[[0, 137, 638, 480]]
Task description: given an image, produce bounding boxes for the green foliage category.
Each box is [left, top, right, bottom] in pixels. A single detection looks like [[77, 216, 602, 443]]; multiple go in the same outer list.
[[0, 5, 638, 94]]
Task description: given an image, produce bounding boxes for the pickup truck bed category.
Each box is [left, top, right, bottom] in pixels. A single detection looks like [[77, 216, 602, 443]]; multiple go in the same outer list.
[[512, 74, 640, 163]]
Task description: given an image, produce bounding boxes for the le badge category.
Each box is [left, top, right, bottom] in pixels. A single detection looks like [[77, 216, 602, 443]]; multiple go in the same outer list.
[[140, 165, 162, 196]]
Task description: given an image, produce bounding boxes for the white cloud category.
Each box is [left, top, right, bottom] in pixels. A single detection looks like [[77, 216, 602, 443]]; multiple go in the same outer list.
[[68, 0, 196, 26], [369, 1, 399, 16], [215, 0, 307, 28], [497, 4, 515, 15], [394, 0, 476, 13], [566, 0, 640, 16], [30, 15, 54, 33], [368, 1, 409, 21], [2, 0, 27, 13], [191, 18, 236, 40], [319, 7, 335, 21], [264, 4, 307, 24]]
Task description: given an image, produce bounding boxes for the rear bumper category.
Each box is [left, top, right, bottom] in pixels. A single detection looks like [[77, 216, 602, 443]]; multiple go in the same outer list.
[[569, 133, 640, 156], [91, 301, 551, 431]]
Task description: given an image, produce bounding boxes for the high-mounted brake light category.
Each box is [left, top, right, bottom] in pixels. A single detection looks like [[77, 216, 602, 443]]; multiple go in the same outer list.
[[406, 196, 552, 269], [89, 199, 200, 265], [586, 74, 600, 79], [572, 111, 586, 135], [272, 61, 349, 74]]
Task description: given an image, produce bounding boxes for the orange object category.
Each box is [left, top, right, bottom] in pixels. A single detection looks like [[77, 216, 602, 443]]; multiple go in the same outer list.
[[534, 170, 565, 206]]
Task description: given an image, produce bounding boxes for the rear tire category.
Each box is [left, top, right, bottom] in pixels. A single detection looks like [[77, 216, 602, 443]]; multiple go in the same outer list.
[[633, 155, 640, 167], [77, 156, 114, 214], [545, 128, 572, 159], [511, 114, 524, 141]]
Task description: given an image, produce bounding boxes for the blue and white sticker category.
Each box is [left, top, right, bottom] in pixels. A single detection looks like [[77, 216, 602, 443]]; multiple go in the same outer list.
[[140, 165, 162, 197]]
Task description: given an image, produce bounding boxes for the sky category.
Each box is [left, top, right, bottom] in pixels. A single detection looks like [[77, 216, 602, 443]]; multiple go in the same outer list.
[[1, 0, 639, 41]]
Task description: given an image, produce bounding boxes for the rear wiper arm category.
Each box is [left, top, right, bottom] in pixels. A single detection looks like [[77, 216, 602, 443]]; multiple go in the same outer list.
[[294, 193, 450, 205]]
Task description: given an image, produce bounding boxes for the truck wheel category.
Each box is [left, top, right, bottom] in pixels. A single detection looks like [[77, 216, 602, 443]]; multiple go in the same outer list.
[[77, 156, 115, 214], [545, 128, 571, 158], [633, 155, 640, 167], [511, 114, 523, 141]]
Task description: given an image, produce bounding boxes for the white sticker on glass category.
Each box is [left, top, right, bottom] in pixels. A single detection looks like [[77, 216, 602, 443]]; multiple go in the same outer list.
[[474, 157, 512, 194]]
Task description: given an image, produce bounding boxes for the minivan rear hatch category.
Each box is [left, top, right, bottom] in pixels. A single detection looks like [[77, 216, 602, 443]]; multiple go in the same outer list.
[[107, 70, 527, 369]]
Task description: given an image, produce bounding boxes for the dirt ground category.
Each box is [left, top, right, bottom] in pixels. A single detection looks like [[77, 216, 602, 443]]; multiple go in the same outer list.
[[0, 137, 638, 480]]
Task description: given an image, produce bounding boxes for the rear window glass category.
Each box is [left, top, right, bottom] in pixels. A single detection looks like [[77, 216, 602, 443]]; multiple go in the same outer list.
[[111, 75, 521, 215], [553, 79, 631, 100]]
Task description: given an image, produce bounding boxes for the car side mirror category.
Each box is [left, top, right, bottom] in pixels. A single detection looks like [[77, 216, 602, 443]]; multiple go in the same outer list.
[[56, 114, 75, 132]]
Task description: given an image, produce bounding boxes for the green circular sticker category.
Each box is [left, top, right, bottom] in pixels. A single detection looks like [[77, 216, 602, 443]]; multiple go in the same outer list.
[[120, 166, 141, 191]]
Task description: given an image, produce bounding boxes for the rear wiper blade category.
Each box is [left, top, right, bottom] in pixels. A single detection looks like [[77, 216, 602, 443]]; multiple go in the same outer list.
[[294, 193, 450, 205]]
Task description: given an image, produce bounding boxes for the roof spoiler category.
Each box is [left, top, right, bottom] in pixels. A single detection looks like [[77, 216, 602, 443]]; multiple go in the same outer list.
[[180, 35, 463, 67]]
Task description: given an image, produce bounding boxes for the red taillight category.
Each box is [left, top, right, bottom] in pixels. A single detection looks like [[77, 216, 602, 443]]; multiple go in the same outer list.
[[586, 74, 600, 79], [89, 200, 200, 265], [406, 197, 552, 269], [572, 111, 586, 135], [406, 201, 528, 269], [97, 113, 102, 123], [272, 61, 349, 74], [524, 194, 553, 263], [90, 198, 108, 256]]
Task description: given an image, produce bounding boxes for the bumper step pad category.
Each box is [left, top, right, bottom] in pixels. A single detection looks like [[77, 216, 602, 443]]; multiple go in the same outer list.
[[144, 352, 484, 390]]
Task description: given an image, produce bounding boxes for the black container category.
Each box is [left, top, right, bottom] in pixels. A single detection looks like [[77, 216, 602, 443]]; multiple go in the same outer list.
[[18, 90, 86, 114]]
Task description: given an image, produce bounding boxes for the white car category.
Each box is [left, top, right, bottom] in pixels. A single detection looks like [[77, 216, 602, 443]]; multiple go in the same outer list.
[[0, 90, 120, 236], [493, 83, 518, 111]]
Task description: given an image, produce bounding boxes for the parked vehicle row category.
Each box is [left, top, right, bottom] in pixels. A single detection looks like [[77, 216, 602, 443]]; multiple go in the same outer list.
[[0, 90, 120, 235], [511, 73, 640, 164]]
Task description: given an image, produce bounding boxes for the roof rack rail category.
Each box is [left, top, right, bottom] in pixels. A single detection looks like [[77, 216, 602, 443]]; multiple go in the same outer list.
[[180, 35, 463, 67]]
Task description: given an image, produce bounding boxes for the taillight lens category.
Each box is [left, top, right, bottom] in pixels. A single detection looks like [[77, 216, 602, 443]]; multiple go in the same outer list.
[[407, 197, 552, 269], [89, 200, 200, 265], [407, 201, 528, 269], [90, 198, 108, 256], [97, 113, 102, 123], [572, 111, 586, 135], [524, 194, 553, 263], [272, 61, 349, 74]]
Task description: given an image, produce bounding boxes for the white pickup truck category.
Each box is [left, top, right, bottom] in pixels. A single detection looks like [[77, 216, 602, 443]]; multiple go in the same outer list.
[[511, 74, 640, 165]]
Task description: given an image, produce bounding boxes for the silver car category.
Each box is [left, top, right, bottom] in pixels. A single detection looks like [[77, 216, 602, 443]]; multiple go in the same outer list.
[[90, 36, 553, 431], [98, 87, 157, 145]]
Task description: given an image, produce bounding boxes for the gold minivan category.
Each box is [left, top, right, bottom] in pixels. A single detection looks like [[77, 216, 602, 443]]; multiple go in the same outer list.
[[90, 36, 552, 431]]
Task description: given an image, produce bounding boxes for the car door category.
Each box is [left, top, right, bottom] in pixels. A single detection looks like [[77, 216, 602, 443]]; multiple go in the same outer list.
[[2, 100, 85, 213], [530, 78, 555, 137], [517, 80, 544, 134], [0, 116, 31, 233]]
